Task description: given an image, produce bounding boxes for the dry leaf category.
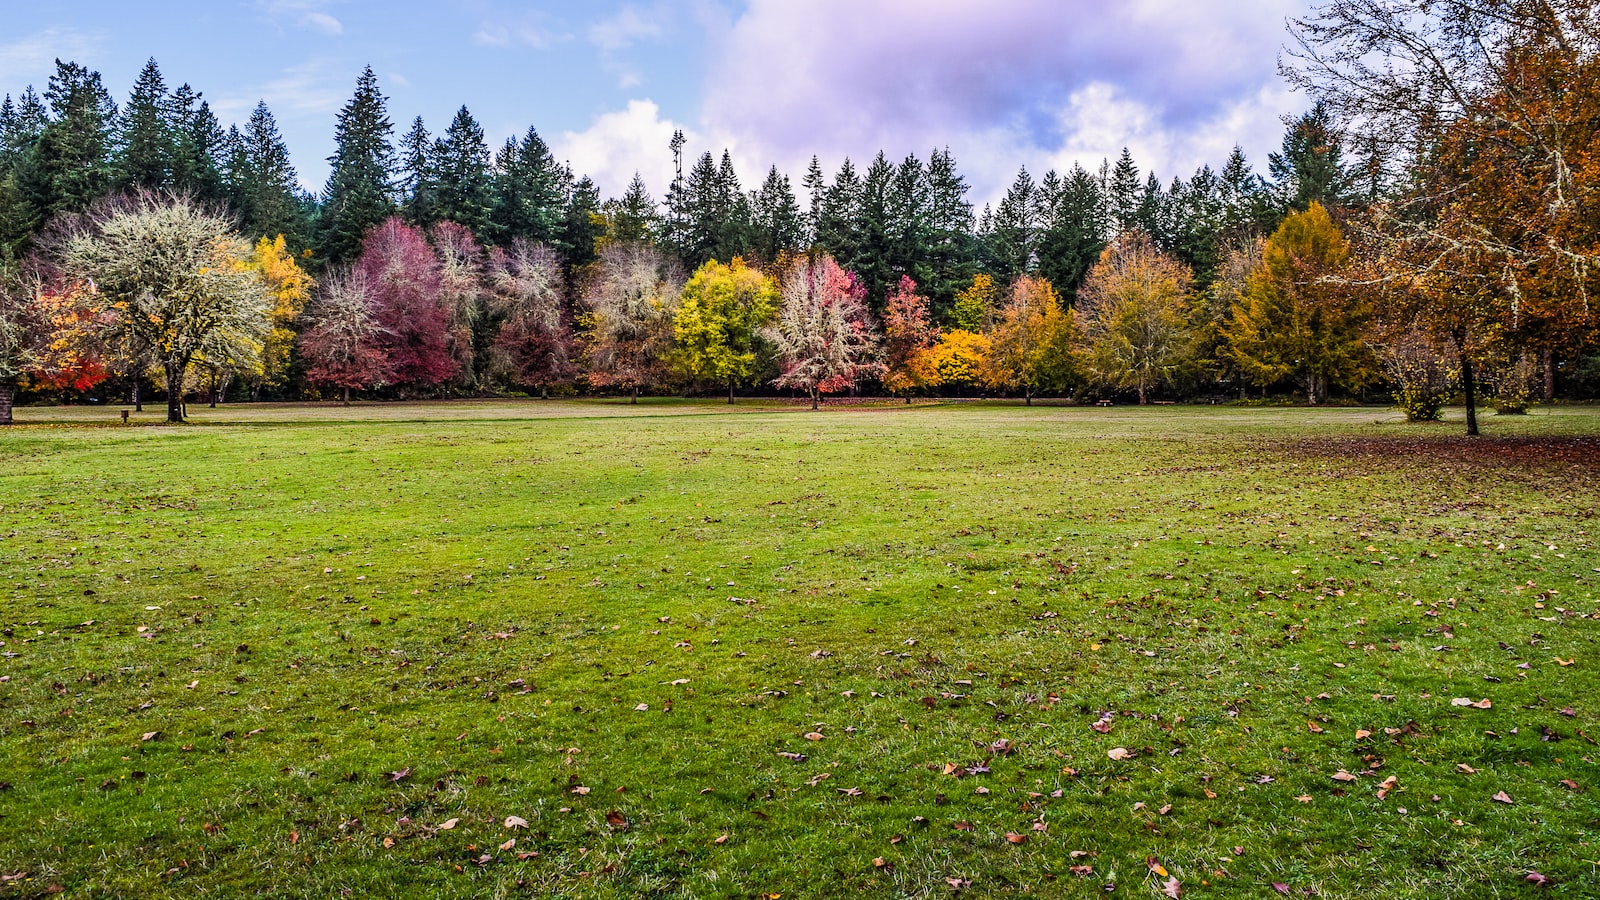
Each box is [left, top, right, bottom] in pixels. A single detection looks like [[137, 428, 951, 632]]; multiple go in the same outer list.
[[714, 834, 729, 844], [141, 731, 160, 742], [1295, 794, 1313, 803], [1005, 832, 1027, 844], [1492, 791, 1514, 804], [1108, 747, 1131, 760], [503, 816, 529, 829], [1306, 721, 1324, 734], [438, 818, 460, 830], [605, 810, 627, 830], [1457, 764, 1477, 775], [499, 838, 515, 851], [1147, 858, 1170, 878], [1163, 876, 1182, 898], [804, 732, 825, 741], [571, 786, 591, 795], [872, 857, 886, 868], [1331, 770, 1358, 782], [1355, 729, 1373, 740]]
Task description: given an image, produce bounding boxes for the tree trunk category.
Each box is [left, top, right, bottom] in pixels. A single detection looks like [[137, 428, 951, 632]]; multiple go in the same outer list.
[[132, 377, 142, 412], [0, 380, 14, 425], [208, 369, 218, 408], [165, 362, 185, 423], [1137, 383, 1147, 405], [729, 380, 735, 405], [631, 385, 639, 404], [905, 394, 911, 405], [1025, 387, 1032, 407], [342, 385, 351, 406], [1543, 348, 1555, 401], [811, 387, 819, 410], [1460, 347, 1479, 436]]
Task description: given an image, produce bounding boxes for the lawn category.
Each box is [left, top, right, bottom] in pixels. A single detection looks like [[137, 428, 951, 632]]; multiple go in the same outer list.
[[1, 400, 1596, 899]]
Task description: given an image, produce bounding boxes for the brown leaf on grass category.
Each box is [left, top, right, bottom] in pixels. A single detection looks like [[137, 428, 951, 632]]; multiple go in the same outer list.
[[141, 731, 160, 742], [1457, 764, 1478, 774], [387, 768, 411, 782], [714, 834, 729, 844], [1162, 875, 1181, 898], [503, 816, 528, 829], [1377, 776, 1398, 800], [838, 787, 864, 797], [953, 821, 974, 831], [945, 877, 971, 889], [438, 818, 459, 830], [1147, 858, 1170, 878], [1355, 729, 1373, 740], [1492, 791, 1514, 804], [804, 732, 825, 741], [1559, 779, 1581, 792], [1451, 697, 1492, 709], [1331, 770, 1358, 782], [1272, 883, 1291, 895], [1295, 795, 1313, 803], [807, 773, 831, 787], [605, 810, 627, 830], [1527, 872, 1550, 886], [1107, 747, 1131, 760], [1005, 832, 1027, 844], [499, 838, 515, 851], [289, 830, 299, 844], [570, 786, 591, 795], [1306, 721, 1324, 734]]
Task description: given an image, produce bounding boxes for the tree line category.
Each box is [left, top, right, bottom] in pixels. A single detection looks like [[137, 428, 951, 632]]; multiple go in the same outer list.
[[2, 0, 1597, 431]]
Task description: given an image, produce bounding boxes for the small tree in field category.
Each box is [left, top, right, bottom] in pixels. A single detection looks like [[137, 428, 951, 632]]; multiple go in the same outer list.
[[674, 258, 778, 404], [768, 254, 883, 409], [581, 242, 680, 402], [488, 239, 572, 397], [55, 193, 270, 422], [300, 267, 390, 404], [983, 275, 1077, 405], [881, 276, 939, 402], [1076, 231, 1191, 405]]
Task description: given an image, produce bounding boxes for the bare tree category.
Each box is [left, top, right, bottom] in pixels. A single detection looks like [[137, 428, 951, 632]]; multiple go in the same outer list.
[[581, 242, 680, 403]]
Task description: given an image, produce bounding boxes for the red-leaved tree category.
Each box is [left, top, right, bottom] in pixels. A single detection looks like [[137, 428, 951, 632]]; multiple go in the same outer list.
[[488, 239, 573, 396], [300, 267, 390, 404], [880, 275, 938, 402], [768, 254, 883, 409], [357, 218, 456, 391]]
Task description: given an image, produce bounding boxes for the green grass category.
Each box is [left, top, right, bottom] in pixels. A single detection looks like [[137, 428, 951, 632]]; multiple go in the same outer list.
[[1, 400, 1597, 898]]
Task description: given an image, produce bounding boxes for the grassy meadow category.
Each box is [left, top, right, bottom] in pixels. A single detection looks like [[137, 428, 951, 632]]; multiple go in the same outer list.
[[0, 399, 1597, 898]]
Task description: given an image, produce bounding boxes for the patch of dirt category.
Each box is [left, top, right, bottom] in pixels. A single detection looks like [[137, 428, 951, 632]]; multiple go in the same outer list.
[[1283, 435, 1600, 472]]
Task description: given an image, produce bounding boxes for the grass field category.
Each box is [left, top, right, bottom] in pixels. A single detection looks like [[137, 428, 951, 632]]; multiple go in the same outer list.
[[1, 400, 1597, 898]]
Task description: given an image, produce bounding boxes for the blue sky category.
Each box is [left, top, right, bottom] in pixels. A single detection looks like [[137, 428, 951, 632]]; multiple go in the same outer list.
[[1, 0, 1316, 205]]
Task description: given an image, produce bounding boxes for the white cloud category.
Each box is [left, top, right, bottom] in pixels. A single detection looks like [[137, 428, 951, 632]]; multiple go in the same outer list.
[[553, 99, 695, 201], [0, 27, 103, 91], [474, 12, 565, 49], [303, 11, 344, 35], [255, 0, 345, 37], [588, 5, 664, 52], [212, 60, 349, 122]]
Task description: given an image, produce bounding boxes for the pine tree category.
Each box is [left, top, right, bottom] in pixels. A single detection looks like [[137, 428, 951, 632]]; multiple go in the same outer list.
[[599, 173, 661, 247], [319, 66, 395, 263], [1219, 146, 1273, 238], [558, 174, 602, 272], [983, 167, 1037, 283], [233, 102, 305, 246], [489, 126, 566, 246], [814, 158, 861, 271], [432, 105, 492, 234], [1268, 101, 1349, 214], [802, 155, 825, 246], [116, 58, 173, 192], [1107, 148, 1141, 234], [0, 90, 48, 256], [21, 60, 116, 224], [398, 116, 436, 226], [1035, 163, 1106, 299], [923, 148, 976, 317], [168, 84, 226, 202], [851, 151, 896, 310], [749, 165, 803, 263], [886, 154, 931, 289]]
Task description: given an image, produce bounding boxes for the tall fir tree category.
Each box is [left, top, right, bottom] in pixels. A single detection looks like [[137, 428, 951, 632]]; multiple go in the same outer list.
[[489, 125, 567, 246], [1107, 148, 1141, 234], [1035, 163, 1106, 301], [983, 166, 1038, 284], [432, 105, 493, 235], [168, 84, 226, 202], [814, 158, 861, 271], [851, 151, 896, 309], [558, 173, 602, 272], [1268, 101, 1349, 214], [922, 147, 976, 316], [398, 116, 436, 226], [20, 60, 116, 225], [116, 58, 173, 192], [599, 173, 662, 246], [232, 101, 305, 246], [319, 66, 395, 263], [748, 165, 803, 263]]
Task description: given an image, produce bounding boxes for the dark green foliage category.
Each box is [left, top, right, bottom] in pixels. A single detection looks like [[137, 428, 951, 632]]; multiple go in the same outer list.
[[980, 166, 1037, 284], [558, 174, 602, 272], [318, 66, 395, 263], [748, 165, 802, 263], [168, 84, 227, 202], [432, 106, 492, 235], [19, 60, 116, 226], [667, 150, 748, 269], [116, 58, 172, 191], [1107, 147, 1141, 234], [398, 116, 435, 227], [228, 102, 306, 246], [813, 158, 861, 270], [488, 126, 566, 247], [921, 148, 976, 316], [1035, 163, 1106, 300], [601, 173, 662, 246], [1269, 101, 1349, 213]]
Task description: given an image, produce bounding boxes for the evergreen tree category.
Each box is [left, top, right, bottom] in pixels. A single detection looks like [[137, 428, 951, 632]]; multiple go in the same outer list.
[[885, 154, 931, 296], [1035, 163, 1106, 300], [232, 102, 305, 246], [168, 84, 226, 202], [814, 158, 861, 271], [1134, 172, 1169, 247], [922, 148, 976, 316], [319, 66, 395, 263], [489, 126, 565, 246], [20, 60, 116, 225], [851, 151, 896, 309], [0, 89, 48, 257], [715, 150, 751, 263], [432, 105, 492, 234], [801, 155, 825, 246], [1107, 148, 1141, 234], [558, 173, 602, 272], [398, 116, 436, 226], [599, 173, 661, 246], [749, 165, 803, 262], [116, 58, 173, 191], [1268, 101, 1349, 213], [1219, 146, 1273, 238], [671, 150, 746, 268], [983, 166, 1037, 283]]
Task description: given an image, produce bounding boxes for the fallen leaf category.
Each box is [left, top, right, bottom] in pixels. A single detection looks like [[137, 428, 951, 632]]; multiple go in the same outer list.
[[1295, 795, 1312, 803], [1306, 721, 1324, 734], [1527, 871, 1550, 886], [634, 703, 648, 711], [571, 786, 591, 795], [1554, 658, 1574, 667], [1492, 791, 1514, 804], [289, 830, 299, 844], [1163, 875, 1182, 898], [1559, 779, 1581, 792], [1473, 698, 1493, 709], [1108, 747, 1131, 760], [804, 732, 825, 741], [1005, 832, 1027, 844], [439, 818, 460, 830], [872, 857, 886, 868], [1147, 858, 1170, 878], [1457, 764, 1478, 774], [499, 838, 515, 851], [1272, 883, 1291, 895], [605, 810, 627, 830], [141, 731, 160, 742], [1377, 775, 1398, 800], [714, 834, 729, 844], [1355, 729, 1373, 740], [503, 816, 528, 829], [1331, 770, 1358, 782]]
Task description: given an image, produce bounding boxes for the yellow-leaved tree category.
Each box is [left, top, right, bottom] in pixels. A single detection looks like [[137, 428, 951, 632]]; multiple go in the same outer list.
[[982, 275, 1077, 405], [246, 235, 314, 399]]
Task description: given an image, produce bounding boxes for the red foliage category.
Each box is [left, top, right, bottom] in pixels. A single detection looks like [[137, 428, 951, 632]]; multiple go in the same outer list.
[[358, 218, 456, 389]]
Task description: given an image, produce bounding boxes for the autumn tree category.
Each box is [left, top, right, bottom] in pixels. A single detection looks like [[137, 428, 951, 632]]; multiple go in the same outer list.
[[356, 217, 455, 391], [768, 254, 883, 408], [880, 275, 939, 401], [1076, 230, 1192, 404], [487, 239, 571, 397], [300, 267, 389, 404], [1227, 203, 1372, 404], [984, 275, 1077, 404], [581, 242, 679, 402], [1285, 0, 1600, 432], [245, 234, 312, 398], [0, 264, 45, 423], [921, 329, 989, 393], [950, 273, 1000, 332], [430, 220, 486, 388], [673, 257, 778, 404], [54, 193, 270, 422]]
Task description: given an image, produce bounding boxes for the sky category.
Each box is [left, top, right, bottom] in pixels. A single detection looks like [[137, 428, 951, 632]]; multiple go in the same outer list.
[[0, 0, 1318, 207]]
